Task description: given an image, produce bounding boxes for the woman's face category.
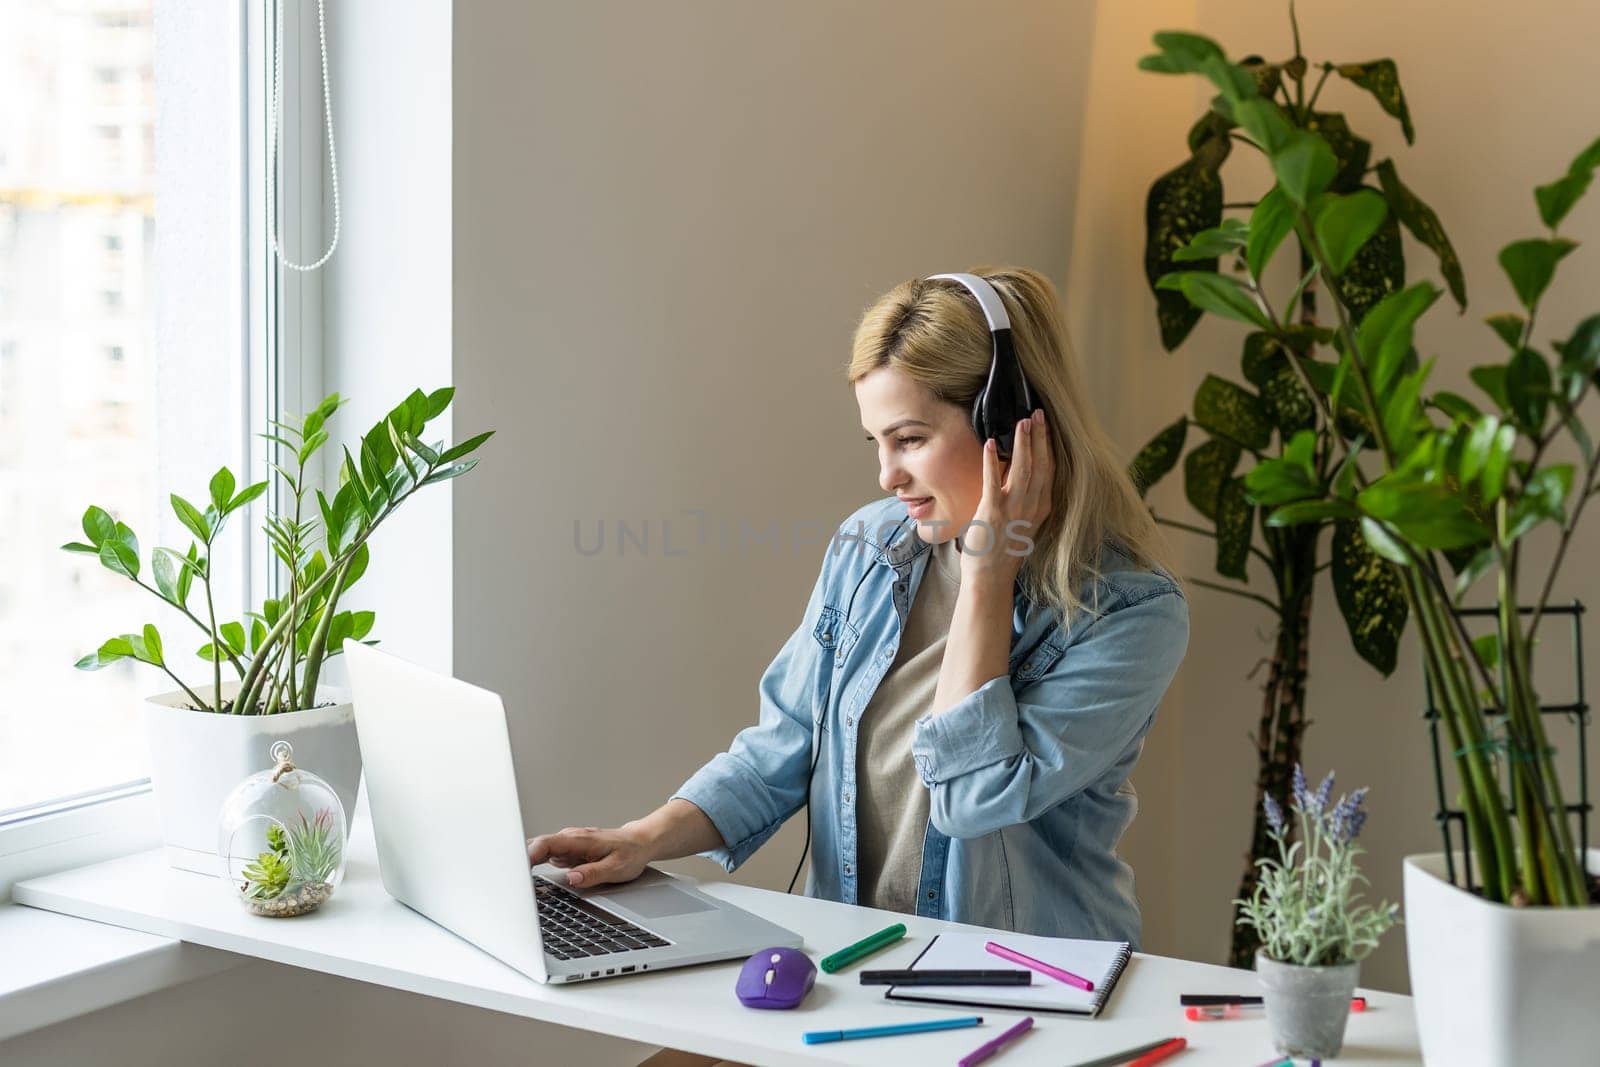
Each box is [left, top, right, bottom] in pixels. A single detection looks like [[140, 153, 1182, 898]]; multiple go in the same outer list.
[[855, 367, 984, 545]]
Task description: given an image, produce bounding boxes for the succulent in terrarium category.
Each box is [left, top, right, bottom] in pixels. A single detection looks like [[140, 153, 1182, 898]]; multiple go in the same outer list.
[[286, 809, 342, 885], [240, 835, 292, 901], [236, 809, 342, 912]]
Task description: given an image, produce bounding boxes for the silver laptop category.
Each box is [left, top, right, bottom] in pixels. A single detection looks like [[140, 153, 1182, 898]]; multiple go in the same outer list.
[[342, 640, 802, 984]]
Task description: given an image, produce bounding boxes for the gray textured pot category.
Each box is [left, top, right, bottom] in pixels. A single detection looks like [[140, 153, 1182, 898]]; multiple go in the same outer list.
[[1255, 950, 1359, 1060]]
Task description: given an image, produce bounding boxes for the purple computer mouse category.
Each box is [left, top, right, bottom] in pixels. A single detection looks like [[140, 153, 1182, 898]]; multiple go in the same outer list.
[[736, 946, 816, 1009]]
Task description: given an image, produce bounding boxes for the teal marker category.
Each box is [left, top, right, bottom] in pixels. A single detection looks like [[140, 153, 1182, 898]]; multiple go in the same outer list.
[[819, 922, 907, 973], [804, 1015, 983, 1044]]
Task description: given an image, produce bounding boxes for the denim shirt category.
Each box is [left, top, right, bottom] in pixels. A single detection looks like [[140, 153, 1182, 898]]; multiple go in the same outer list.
[[671, 495, 1189, 948]]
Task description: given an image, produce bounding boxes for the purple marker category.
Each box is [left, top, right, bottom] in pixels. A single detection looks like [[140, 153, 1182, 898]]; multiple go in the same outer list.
[[959, 1015, 1034, 1067]]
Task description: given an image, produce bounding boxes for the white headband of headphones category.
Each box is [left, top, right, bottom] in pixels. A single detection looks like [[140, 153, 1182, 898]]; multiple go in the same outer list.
[[927, 272, 1012, 333]]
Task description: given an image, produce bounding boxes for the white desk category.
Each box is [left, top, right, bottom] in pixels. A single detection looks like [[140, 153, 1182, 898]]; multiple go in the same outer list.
[[15, 821, 1420, 1066]]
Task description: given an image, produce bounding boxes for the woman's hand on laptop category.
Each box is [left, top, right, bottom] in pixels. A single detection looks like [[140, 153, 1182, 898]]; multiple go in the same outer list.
[[526, 799, 723, 888], [526, 826, 652, 888]]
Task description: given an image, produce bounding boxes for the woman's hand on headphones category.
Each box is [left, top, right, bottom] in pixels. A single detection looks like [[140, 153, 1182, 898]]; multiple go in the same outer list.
[[964, 408, 1055, 584]]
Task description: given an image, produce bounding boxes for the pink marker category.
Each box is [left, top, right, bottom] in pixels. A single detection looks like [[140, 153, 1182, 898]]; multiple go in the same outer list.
[[985, 940, 1094, 992]]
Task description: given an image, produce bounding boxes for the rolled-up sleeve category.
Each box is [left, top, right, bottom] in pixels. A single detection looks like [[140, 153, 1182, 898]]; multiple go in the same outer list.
[[670, 548, 833, 871], [911, 586, 1189, 840]]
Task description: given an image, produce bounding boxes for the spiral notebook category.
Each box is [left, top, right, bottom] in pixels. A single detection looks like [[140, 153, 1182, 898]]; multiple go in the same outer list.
[[884, 931, 1132, 1017]]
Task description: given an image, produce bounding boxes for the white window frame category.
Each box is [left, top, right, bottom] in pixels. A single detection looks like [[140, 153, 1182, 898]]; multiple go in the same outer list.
[[0, 0, 327, 898]]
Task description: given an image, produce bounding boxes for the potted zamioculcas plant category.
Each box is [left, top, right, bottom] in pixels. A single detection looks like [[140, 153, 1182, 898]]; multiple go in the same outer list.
[[1237, 767, 1398, 1060], [64, 388, 492, 872]]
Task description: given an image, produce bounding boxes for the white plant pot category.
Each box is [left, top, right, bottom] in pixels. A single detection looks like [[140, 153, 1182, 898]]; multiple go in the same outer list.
[[1405, 849, 1600, 1065], [143, 680, 362, 874]]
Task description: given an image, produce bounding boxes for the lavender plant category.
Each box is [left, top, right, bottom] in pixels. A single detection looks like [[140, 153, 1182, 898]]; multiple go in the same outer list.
[[1236, 766, 1399, 967]]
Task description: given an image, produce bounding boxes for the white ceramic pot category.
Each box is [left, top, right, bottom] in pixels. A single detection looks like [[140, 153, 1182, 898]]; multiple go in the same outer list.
[[143, 680, 361, 874], [1405, 849, 1600, 1065]]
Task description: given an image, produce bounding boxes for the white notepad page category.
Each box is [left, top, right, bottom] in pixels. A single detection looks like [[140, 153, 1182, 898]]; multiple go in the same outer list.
[[886, 930, 1131, 1016]]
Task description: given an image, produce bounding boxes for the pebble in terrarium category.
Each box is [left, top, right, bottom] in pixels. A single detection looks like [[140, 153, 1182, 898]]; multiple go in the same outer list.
[[218, 740, 348, 917]]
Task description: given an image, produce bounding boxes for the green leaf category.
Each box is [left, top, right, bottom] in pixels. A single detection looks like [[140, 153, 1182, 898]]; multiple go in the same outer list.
[[1484, 313, 1526, 351], [171, 494, 211, 544], [1246, 187, 1295, 280], [142, 623, 164, 666], [1470, 364, 1510, 412], [1506, 347, 1552, 435], [1375, 160, 1466, 309], [1431, 391, 1481, 424], [1214, 477, 1253, 580], [401, 388, 430, 435], [209, 468, 235, 514], [341, 542, 371, 591], [1234, 98, 1294, 154], [1381, 359, 1435, 456], [388, 417, 419, 484], [76, 636, 135, 671], [1357, 282, 1441, 397], [1266, 499, 1358, 525], [152, 549, 180, 604], [1243, 454, 1320, 506], [1498, 237, 1578, 311], [61, 541, 99, 554], [421, 459, 478, 486], [1183, 438, 1241, 520], [1129, 416, 1188, 496], [1145, 144, 1229, 350], [425, 387, 455, 420], [82, 505, 116, 548], [1335, 60, 1415, 144], [1307, 112, 1372, 193], [1272, 131, 1338, 207], [1260, 363, 1316, 435], [226, 481, 269, 516], [1359, 517, 1412, 565], [1193, 375, 1273, 450], [1558, 313, 1600, 379], [1172, 218, 1249, 262], [437, 430, 495, 466], [349, 610, 376, 640], [298, 429, 330, 466], [98, 530, 140, 580], [1329, 212, 1402, 323], [1310, 189, 1388, 276], [1453, 546, 1497, 599], [1358, 479, 1489, 550], [1331, 519, 1409, 675], [250, 619, 267, 654], [343, 446, 375, 520], [1535, 171, 1592, 230], [178, 544, 200, 604], [1507, 464, 1574, 541], [220, 621, 246, 656], [1460, 415, 1501, 486], [1481, 423, 1517, 503], [404, 434, 441, 466]]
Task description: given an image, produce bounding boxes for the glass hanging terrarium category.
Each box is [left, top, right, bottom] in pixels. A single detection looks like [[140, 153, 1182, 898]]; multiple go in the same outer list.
[[217, 740, 348, 916]]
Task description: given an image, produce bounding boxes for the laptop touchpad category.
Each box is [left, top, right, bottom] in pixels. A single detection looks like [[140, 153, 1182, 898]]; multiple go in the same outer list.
[[601, 884, 715, 919]]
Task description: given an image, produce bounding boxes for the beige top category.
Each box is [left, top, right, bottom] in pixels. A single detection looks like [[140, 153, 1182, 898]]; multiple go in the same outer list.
[[855, 534, 964, 915]]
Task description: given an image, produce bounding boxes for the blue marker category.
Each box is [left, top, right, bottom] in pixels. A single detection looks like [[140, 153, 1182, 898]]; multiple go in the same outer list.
[[803, 1015, 984, 1044]]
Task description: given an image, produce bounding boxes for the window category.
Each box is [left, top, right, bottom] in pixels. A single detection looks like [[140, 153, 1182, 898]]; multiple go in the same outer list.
[[0, 1, 255, 822]]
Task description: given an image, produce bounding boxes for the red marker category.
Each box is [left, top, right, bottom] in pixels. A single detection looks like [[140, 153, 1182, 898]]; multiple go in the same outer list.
[[1185, 998, 1366, 1021], [1127, 1037, 1187, 1066]]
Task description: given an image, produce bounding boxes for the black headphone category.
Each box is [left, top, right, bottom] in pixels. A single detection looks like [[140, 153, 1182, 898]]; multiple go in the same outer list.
[[783, 272, 1036, 895], [930, 272, 1036, 462]]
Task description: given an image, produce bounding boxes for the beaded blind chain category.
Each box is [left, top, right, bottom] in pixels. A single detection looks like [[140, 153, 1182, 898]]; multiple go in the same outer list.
[[268, 0, 340, 271]]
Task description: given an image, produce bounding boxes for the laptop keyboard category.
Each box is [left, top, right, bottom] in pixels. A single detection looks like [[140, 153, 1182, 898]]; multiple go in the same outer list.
[[534, 876, 672, 960]]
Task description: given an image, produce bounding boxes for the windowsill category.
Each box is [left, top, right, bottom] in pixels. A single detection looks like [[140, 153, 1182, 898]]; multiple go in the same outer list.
[[0, 904, 239, 1042], [0, 787, 243, 1042]]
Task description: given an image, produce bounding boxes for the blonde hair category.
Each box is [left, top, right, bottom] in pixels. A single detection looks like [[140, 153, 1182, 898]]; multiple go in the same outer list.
[[847, 266, 1175, 628]]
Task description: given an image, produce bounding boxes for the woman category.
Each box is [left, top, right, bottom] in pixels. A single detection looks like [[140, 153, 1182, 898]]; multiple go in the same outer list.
[[527, 267, 1188, 946]]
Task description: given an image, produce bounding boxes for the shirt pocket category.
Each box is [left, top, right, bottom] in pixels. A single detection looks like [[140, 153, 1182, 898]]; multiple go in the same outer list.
[[1013, 639, 1066, 685], [811, 604, 859, 730]]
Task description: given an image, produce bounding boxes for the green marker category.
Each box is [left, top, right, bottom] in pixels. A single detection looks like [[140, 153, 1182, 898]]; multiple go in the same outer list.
[[820, 923, 907, 973]]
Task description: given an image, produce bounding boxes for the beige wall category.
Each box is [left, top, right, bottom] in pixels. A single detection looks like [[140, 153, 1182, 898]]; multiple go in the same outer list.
[[450, 0, 1099, 904]]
